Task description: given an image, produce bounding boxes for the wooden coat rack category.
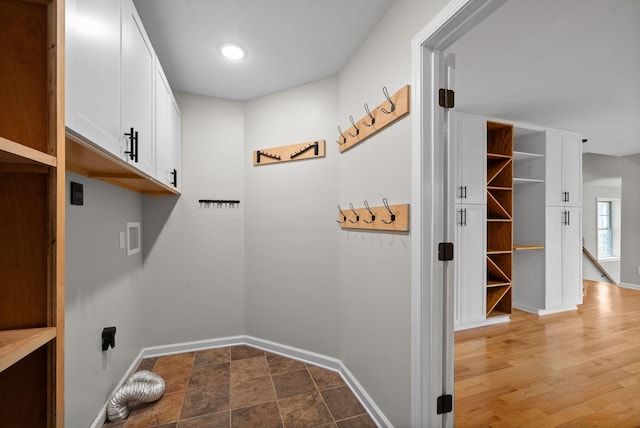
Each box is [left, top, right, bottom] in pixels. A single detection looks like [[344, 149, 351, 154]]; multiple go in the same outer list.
[[337, 200, 409, 232], [253, 140, 326, 166], [337, 85, 410, 153]]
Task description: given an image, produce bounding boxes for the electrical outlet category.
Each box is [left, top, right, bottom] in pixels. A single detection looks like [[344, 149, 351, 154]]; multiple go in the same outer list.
[[119, 232, 125, 249]]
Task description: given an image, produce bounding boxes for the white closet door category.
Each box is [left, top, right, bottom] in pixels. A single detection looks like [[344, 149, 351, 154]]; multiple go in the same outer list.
[[455, 114, 486, 205]]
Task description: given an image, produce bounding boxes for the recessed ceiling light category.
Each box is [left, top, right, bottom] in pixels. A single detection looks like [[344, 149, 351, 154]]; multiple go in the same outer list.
[[220, 43, 245, 60]]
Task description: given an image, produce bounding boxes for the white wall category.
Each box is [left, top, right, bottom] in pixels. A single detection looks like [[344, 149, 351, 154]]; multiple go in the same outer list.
[[244, 77, 341, 356], [621, 154, 640, 287], [65, 173, 144, 428], [337, 1, 448, 425], [141, 93, 246, 346]]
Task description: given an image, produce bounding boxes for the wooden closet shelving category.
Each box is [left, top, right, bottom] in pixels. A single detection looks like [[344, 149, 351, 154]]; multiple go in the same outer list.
[[0, 0, 64, 426], [486, 122, 513, 318]]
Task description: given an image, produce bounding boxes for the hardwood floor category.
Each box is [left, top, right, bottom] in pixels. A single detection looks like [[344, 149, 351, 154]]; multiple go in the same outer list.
[[455, 280, 640, 427]]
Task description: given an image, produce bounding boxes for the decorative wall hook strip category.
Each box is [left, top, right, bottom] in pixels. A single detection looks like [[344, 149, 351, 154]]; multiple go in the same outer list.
[[337, 201, 409, 232], [253, 139, 326, 166], [337, 84, 410, 153], [199, 199, 241, 204], [290, 141, 319, 159]]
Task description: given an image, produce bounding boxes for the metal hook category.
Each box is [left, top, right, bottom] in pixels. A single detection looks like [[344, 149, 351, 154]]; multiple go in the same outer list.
[[337, 205, 346, 223], [381, 198, 396, 224], [347, 116, 360, 137], [381, 87, 396, 114], [336, 126, 347, 145], [363, 200, 376, 224], [362, 103, 376, 127], [349, 203, 359, 223]]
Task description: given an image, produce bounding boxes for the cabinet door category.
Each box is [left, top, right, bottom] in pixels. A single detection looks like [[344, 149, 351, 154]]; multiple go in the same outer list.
[[121, 0, 155, 176], [562, 207, 582, 306], [545, 131, 582, 206], [66, 0, 122, 155], [455, 114, 486, 204], [155, 61, 181, 190], [455, 204, 486, 327], [545, 206, 582, 309], [562, 134, 582, 206]]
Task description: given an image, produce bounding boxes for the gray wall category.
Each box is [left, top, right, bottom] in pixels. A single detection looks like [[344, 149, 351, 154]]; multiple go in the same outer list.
[[244, 77, 340, 356], [65, 172, 144, 428], [621, 154, 640, 286], [140, 93, 246, 346]]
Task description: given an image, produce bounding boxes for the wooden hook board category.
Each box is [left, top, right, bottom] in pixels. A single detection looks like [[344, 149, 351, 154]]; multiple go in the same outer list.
[[337, 85, 410, 153], [253, 140, 326, 166], [338, 203, 409, 232]]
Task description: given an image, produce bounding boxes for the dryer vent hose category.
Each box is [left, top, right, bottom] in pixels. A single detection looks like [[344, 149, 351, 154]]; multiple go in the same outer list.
[[107, 370, 165, 422]]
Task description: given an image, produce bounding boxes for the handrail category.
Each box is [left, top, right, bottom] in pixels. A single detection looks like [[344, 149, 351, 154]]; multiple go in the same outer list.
[[582, 246, 617, 285]]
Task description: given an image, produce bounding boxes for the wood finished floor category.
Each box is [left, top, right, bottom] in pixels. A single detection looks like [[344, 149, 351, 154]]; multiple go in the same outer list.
[[456, 280, 640, 427], [102, 345, 375, 427]]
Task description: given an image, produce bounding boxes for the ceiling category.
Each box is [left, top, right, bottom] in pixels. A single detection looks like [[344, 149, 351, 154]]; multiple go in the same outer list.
[[133, 0, 393, 101], [133, 0, 639, 156], [447, 0, 640, 156]]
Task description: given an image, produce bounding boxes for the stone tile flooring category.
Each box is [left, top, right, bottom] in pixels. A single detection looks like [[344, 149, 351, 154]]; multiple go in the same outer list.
[[101, 345, 377, 427]]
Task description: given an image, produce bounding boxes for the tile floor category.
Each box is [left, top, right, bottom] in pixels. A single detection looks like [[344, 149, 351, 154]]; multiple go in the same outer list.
[[101, 345, 377, 427]]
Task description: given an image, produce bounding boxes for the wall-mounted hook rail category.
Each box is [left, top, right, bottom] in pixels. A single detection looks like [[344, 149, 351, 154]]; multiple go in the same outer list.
[[337, 200, 409, 232], [290, 141, 319, 159], [199, 199, 241, 208], [337, 84, 410, 153], [254, 140, 325, 166]]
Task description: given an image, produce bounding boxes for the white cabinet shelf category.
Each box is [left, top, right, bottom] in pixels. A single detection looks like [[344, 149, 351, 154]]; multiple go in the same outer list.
[[513, 151, 544, 161], [514, 177, 544, 184]]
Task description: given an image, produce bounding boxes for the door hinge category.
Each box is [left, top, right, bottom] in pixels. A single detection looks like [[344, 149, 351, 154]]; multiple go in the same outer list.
[[438, 242, 454, 261], [438, 88, 455, 109], [437, 394, 453, 414]]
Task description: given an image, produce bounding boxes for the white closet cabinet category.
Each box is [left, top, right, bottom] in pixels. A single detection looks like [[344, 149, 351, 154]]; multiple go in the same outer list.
[[121, 0, 156, 176], [545, 206, 582, 311], [454, 204, 486, 329], [545, 131, 582, 207], [66, 0, 122, 156], [155, 60, 182, 190], [455, 113, 486, 204]]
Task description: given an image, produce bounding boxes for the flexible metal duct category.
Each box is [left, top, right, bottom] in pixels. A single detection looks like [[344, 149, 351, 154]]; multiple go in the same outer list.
[[107, 370, 166, 422]]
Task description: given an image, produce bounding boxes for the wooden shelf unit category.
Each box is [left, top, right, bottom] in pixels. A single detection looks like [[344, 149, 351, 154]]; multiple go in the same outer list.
[[486, 122, 513, 318], [0, 0, 64, 426]]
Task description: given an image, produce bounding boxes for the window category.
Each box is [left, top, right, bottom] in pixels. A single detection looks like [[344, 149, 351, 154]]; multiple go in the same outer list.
[[597, 201, 612, 258]]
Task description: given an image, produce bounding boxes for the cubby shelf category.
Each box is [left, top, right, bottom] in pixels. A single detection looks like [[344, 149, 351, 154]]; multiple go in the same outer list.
[[0, 328, 56, 373], [486, 121, 514, 318], [0, 136, 56, 167]]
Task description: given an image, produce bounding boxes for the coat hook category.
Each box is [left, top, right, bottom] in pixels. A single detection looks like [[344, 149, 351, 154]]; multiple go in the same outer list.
[[381, 197, 396, 224], [347, 116, 359, 137], [349, 203, 359, 223], [336, 126, 347, 145], [337, 205, 346, 223], [363, 200, 376, 224], [362, 103, 376, 127], [381, 87, 396, 114]]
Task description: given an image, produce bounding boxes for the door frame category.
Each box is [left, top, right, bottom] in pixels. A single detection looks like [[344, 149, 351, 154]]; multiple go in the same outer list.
[[410, 0, 506, 425]]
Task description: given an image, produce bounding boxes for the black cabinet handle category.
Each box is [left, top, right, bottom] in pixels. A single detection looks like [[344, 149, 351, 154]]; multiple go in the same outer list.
[[124, 127, 139, 162], [170, 168, 178, 188]]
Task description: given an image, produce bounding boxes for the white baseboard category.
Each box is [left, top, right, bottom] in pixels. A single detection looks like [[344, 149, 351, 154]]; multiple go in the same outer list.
[[89, 336, 391, 428], [513, 303, 577, 316], [618, 282, 640, 290], [454, 315, 509, 331]]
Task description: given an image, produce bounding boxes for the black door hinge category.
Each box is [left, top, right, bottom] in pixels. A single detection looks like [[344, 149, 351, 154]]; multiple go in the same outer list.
[[438, 242, 454, 261], [438, 88, 455, 109], [437, 394, 453, 414]]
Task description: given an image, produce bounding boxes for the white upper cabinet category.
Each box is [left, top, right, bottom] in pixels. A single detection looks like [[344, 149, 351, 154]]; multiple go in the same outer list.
[[455, 113, 486, 204], [545, 131, 582, 207], [155, 60, 181, 190], [121, 0, 156, 176], [66, 0, 122, 155]]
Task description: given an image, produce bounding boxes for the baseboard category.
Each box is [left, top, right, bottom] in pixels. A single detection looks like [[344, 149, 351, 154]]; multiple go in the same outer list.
[[454, 315, 509, 331], [513, 303, 578, 316], [89, 335, 391, 428], [618, 282, 640, 290]]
